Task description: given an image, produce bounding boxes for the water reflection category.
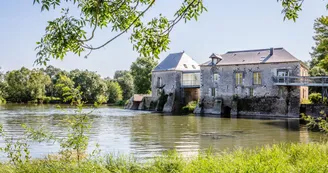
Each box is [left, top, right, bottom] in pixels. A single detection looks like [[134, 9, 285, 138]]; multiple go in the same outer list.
[[0, 104, 324, 160]]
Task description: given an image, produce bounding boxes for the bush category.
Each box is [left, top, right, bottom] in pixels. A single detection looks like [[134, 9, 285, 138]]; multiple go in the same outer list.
[[182, 101, 198, 113], [302, 112, 328, 132], [107, 81, 123, 104], [309, 93, 323, 104], [40, 97, 62, 104], [0, 97, 6, 104], [115, 100, 128, 106], [301, 99, 312, 104]]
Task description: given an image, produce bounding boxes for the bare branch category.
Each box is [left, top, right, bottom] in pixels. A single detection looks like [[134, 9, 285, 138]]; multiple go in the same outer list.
[[161, 0, 199, 36]]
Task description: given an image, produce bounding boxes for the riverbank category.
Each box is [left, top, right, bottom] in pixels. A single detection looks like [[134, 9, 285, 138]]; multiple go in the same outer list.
[[0, 142, 327, 173]]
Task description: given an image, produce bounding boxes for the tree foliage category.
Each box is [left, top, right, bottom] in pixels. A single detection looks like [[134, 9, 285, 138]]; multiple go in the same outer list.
[[309, 16, 328, 72], [114, 70, 134, 100], [5, 67, 51, 103], [32, 0, 306, 65], [0, 66, 133, 104], [130, 57, 157, 94], [55, 74, 75, 101], [69, 70, 108, 103], [0, 68, 7, 104], [33, 0, 207, 65], [105, 80, 123, 103]]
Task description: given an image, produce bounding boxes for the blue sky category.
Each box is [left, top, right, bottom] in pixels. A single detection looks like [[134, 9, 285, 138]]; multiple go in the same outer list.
[[0, 0, 327, 77]]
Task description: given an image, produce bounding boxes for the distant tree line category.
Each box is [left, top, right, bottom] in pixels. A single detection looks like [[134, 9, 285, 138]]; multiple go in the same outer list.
[[0, 57, 157, 104]]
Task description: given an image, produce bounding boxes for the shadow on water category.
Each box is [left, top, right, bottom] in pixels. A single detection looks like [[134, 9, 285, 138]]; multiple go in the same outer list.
[[261, 119, 301, 131]]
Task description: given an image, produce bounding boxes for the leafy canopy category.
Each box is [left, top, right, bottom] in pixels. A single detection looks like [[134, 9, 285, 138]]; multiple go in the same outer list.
[[33, 0, 307, 65], [33, 0, 207, 65], [130, 57, 158, 94], [113, 70, 134, 100]]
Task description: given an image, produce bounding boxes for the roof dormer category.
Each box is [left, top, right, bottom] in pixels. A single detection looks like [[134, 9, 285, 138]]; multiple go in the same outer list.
[[209, 53, 222, 65]]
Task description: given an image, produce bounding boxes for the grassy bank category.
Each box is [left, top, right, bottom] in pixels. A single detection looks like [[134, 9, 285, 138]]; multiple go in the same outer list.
[[1, 142, 328, 173]]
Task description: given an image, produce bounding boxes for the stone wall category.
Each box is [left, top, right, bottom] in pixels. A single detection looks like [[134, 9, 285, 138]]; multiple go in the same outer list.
[[301, 104, 328, 118], [151, 71, 183, 112], [196, 62, 302, 117]]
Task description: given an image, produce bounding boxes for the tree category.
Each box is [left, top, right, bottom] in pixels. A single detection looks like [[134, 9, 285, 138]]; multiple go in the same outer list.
[[69, 70, 108, 103], [0, 67, 7, 103], [32, 0, 304, 65], [33, 0, 207, 65], [41, 65, 63, 97], [54, 74, 75, 101], [130, 57, 158, 94], [5, 67, 50, 102], [114, 70, 134, 100], [309, 16, 328, 71], [106, 80, 123, 103]]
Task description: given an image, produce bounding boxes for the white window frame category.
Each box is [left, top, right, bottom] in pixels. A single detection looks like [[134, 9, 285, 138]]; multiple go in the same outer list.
[[235, 72, 243, 85], [253, 72, 262, 85], [213, 73, 219, 81]]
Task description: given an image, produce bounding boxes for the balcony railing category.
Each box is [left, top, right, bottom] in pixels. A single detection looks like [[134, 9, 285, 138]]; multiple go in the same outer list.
[[182, 80, 200, 88], [273, 76, 328, 87]]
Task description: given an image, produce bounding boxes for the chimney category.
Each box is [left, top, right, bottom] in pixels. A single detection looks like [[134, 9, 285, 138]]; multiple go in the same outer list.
[[269, 48, 274, 56]]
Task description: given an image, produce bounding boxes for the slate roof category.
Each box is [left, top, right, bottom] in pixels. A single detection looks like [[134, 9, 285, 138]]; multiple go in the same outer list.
[[201, 48, 300, 66], [153, 52, 200, 72]]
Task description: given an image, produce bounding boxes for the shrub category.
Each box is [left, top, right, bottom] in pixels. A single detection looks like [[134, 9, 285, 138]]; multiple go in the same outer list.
[[115, 100, 127, 106], [182, 101, 198, 113], [302, 112, 328, 132], [309, 93, 323, 104], [107, 81, 123, 104], [0, 97, 6, 104], [301, 99, 312, 104]]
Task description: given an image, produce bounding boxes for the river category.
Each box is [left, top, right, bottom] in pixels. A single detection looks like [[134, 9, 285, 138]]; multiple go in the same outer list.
[[0, 104, 324, 160]]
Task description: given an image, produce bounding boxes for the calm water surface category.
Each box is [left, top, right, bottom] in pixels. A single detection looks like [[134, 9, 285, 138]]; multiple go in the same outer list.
[[0, 104, 324, 160]]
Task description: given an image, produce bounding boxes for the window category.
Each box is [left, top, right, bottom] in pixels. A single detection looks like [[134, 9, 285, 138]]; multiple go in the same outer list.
[[192, 65, 196, 69], [253, 72, 262, 85], [182, 73, 200, 86], [211, 88, 216, 97], [213, 73, 219, 81], [183, 64, 188, 68], [249, 88, 254, 97], [302, 70, 307, 76], [157, 77, 162, 87], [212, 58, 218, 65], [235, 73, 243, 85], [277, 70, 289, 77], [279, 87, 284, 98]]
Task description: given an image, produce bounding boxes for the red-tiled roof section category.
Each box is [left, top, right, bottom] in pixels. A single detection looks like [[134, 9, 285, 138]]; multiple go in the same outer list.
[[133, 94, 151, 102]]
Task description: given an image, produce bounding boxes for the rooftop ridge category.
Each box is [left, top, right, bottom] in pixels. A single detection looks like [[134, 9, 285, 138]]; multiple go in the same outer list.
[[226, 47, 284, 54]]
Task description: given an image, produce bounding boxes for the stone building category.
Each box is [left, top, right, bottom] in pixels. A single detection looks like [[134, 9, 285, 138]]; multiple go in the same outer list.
[[151, 52, 200, 112], [195, 48, 309, 117]]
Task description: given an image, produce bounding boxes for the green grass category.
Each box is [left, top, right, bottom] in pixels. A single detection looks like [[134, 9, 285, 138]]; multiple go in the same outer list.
[[1, 142, 328, 173]]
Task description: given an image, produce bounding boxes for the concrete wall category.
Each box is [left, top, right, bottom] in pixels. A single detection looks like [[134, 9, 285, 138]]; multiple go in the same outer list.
[[197, 62, 302, 117]]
